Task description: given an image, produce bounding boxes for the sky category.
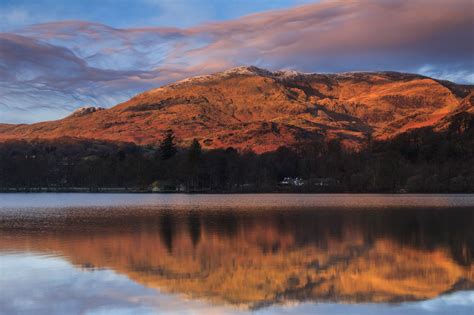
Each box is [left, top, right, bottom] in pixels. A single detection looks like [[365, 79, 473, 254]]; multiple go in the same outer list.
[[0, 0, 317, 31], [0, 0, 473, 123]]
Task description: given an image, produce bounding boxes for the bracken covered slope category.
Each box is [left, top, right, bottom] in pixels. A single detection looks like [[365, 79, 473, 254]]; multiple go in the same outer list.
[[1, 66, 472, 152]]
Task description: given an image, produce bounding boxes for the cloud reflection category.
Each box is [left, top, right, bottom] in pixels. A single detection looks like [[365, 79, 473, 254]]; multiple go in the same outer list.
[[1, 253, 473, 315]]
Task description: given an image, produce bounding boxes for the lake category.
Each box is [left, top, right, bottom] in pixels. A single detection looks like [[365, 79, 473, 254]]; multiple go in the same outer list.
[[0, 193, 473, 315]]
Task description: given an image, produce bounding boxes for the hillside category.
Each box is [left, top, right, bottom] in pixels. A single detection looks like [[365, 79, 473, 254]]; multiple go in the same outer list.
[[1, 66, 472, 153]]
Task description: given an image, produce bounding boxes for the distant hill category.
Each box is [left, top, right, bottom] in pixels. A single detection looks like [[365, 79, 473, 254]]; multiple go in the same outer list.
[[1, 66, 472, 153]]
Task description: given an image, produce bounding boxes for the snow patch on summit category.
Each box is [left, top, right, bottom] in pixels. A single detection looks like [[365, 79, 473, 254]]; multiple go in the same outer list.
[[169, 66, 292, 88], [69, 106, 105, 117]]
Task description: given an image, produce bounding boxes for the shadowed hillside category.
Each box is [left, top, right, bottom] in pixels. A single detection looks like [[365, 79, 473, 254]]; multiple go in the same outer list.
[[1, 111, 473, 192]]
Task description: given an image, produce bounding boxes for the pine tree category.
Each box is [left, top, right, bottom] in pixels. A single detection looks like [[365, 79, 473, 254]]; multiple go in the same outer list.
[[159, 129, 177, 160], [188, 139, 202, 165], [187, 139, 202, 189]]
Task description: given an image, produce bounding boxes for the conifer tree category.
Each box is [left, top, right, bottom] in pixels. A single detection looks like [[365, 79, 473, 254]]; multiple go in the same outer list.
[[159, 129, 177, 160], [187, 139, 202, 189]]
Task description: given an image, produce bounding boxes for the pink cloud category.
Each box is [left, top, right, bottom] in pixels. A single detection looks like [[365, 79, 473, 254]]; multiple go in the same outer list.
[[1, 0, 473, 123]]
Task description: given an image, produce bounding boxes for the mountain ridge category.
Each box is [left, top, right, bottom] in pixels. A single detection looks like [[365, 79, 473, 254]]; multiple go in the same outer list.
[[1, 66, 472, 153]]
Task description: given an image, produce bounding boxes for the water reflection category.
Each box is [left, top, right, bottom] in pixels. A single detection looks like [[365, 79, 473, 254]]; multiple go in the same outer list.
[[0, 203, 472, 310]]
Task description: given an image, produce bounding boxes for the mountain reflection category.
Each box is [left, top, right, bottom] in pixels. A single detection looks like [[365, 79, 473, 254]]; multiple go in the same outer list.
[[0, 207, 472, 309]]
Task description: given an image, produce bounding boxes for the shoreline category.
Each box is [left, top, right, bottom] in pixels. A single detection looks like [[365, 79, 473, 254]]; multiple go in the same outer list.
[[1, 188, 472, 194]]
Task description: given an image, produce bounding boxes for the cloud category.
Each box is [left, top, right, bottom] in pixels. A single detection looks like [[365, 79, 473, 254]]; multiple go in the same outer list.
[[184, 0, 474, 74], [1, 0, 473, 123], [0, 33, 162, 122]]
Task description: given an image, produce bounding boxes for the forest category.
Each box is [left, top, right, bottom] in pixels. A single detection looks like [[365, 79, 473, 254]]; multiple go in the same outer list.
[[1, 113, 473, 193]]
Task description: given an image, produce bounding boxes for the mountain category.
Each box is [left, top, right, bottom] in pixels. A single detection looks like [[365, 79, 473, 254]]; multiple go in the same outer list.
[[0, 66, 472, 152]]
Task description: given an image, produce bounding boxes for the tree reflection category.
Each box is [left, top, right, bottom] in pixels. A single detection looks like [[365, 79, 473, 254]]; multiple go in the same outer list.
[[0, 206, 472, 308], [187, 211, 201, 248], [159, 212, 174, 254]]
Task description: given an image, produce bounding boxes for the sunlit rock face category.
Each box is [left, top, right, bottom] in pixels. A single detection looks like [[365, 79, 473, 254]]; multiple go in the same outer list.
[[68, 106, 105, 118], [0, 67, 472, 153], [0, 207, 472, 309]]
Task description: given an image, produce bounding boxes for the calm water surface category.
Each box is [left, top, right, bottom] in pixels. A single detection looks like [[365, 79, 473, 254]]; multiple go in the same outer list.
[[0, 193, 473, 315]]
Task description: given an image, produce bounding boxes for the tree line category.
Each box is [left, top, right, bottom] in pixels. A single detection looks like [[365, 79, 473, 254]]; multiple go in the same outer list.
[[0, 113, 473, 193]]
